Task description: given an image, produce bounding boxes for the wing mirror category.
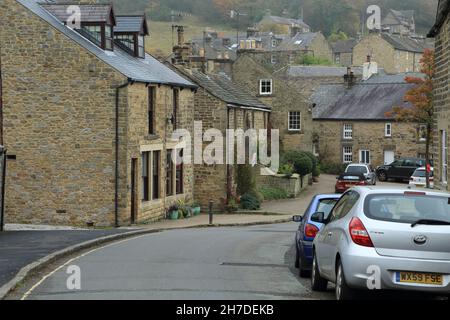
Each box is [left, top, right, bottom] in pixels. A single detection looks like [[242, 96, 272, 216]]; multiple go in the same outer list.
[[310, 212, 326, 224], [292, 215, 303, 223]]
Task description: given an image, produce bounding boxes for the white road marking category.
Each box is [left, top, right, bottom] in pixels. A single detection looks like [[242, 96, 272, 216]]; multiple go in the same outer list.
[[21, 234, 149, 300]]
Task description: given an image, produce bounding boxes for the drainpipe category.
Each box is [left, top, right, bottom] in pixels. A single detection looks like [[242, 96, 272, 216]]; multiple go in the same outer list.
[[0, 45, 4, 145], [114, 80, 131, 228], [226, 106, 232, 204]]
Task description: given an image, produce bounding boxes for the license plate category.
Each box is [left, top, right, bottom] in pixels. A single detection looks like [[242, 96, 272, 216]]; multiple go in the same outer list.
[[396, 272, 443, 285]]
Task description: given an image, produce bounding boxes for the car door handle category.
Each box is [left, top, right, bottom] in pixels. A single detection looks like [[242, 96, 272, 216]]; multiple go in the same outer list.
[[327, 232, 333, 237]]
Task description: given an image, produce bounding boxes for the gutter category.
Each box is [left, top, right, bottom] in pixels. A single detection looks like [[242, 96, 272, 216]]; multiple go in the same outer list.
[[114, 80, 132, 228]]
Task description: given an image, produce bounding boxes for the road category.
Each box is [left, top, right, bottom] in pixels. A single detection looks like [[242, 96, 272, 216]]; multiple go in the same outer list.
[[19, 222, 334, 300]]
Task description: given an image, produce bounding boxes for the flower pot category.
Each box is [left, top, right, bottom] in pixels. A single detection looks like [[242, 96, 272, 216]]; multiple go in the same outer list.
[[192, 206, 201, 216], [168, 210, 179, 220]]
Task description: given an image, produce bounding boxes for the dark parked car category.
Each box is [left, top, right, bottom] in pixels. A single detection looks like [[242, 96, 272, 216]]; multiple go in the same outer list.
[[293, 194, 342, 277], [335, 173, 367, 193], [376, 157, 433, 182]]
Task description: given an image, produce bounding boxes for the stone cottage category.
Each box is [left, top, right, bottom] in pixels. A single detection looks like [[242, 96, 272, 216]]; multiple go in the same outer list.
[[0, 0, 197, 227], [175, 69, 272, 211], [312, 69, 427, 167], [232, 52, 313, 154], [381, 9, 416, 36], [429, 0, 450, 190], [257, 12, 311, 35], [353, 32, 434, 74], [331, 39, 357, 67]]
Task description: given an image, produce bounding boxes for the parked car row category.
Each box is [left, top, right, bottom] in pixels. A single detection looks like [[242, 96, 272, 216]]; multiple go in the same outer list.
[[293, 187, 450, 300]]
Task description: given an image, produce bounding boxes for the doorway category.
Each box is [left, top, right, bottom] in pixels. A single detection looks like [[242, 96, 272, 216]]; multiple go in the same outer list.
[[384, 150, 395, 165]]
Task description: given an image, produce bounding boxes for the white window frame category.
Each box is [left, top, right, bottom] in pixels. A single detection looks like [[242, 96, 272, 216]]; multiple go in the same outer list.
[[343, 124, 353, 139], [259, 79, 273, 95], [385, 123, 392, 137], [288, 111, 301, 131], [419, 124, 427, 142], [271, 54, 277, 64], [343, 146, 353, 164], [271, 39, 277, 48], [442, 130, 448, 185], [359, 150, 370, 164]]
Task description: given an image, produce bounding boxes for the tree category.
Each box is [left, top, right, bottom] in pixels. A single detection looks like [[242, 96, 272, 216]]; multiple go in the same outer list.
[[385, 49, 435, 188]]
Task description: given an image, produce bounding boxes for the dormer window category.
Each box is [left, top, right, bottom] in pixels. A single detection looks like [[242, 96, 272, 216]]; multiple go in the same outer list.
[[42, 4, 117, 51], [114, 16, 149, 58]]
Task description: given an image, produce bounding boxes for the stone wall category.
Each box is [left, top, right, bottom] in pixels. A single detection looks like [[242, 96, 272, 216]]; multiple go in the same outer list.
[[256, 173, 312, 198], [232, 54, 313, 154], [432, 13, 450, 190], [314, 120, 427, 167], [0, 0, 195, 226], [353, 33, 423, 74]]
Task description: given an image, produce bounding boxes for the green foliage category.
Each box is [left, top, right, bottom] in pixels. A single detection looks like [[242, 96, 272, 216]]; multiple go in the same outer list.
[[236, 164, 256, 196], [278, 163, 294, 177], [240, 193, 261, 210], [226, 198, 239, 212], [259, 186, 288, 200], [312, 164, 321, 177], [281, 151, 313, 177], [296, 55, 333, 66], [328, 31, 349, 42]]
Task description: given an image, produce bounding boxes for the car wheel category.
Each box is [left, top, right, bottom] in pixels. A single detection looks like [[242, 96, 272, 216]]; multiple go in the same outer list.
[[335, 261, 357, 300], [378, 171, 387, 182], [311, 253, 328, 291], [295, 248, 299, 269]]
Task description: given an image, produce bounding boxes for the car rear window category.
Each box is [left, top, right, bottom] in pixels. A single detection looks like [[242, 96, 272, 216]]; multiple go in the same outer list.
[[364, 194, 450, 223], [413, 169, 434, 177], [317, 199, 339, 219], [346, 166, 367, 174], [339, 174, 364, 181]]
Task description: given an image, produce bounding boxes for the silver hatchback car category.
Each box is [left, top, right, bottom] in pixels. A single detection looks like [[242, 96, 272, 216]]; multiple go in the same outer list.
[[311, 186, 450, 300]]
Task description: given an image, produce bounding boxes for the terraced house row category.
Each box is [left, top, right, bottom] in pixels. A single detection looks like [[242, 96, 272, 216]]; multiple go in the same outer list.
[[0, 0, 271, 226]]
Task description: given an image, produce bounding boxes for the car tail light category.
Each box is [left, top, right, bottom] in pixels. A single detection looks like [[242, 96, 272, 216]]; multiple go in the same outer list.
[[349, 217, 374, 247], [305, 223, 320, 238], [357, 180, 367, 185]]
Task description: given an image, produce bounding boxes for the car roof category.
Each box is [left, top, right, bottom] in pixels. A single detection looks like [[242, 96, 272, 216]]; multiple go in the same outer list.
[[346, 163, 368, 167], [314, 194, 342, 199], [351, 186, 449, 197]]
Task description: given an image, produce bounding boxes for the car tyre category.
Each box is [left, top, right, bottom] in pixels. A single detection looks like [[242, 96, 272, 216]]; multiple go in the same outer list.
[[335, 261, 357, 300], [311, 253, 328, 291], [295, 248, 299, 269], [378, 171, 387, 182], [297, 252, 310, 278]]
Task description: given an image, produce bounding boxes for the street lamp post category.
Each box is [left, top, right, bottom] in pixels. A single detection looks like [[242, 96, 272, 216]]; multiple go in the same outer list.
[[230, 10, 248, 48]]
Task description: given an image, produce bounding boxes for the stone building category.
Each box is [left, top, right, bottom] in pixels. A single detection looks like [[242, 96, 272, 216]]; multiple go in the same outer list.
[[353, 33, 434, 74], [232, 52, 313, 153], [174, 69, 271, 211], [331, 39, 357, 67], [312, 72, 427, 167], [429, 0, 450, 190], [0, 0, 198, 227], [381, 9, 416, 36]]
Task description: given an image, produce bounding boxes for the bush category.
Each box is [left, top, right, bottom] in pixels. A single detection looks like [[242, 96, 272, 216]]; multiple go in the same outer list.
[[303, 151, 319, 177], [320, 162, 347, 175], [312, 164, 321, 177], [278, 163, 294, 177], [236, 164, 256, 196], [240, 193, 261, 210], [281, 151, 313, 177], [259, 186, 288, 200]]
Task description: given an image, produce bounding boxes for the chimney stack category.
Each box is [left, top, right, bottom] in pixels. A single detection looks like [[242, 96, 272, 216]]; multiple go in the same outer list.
[[363, 56, 378, 81], [344, 67, 356, 89], [177, 26, 185, 46]]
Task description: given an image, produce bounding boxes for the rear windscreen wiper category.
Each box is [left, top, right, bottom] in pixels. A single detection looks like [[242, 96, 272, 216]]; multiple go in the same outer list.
[[411, 219, 450, 228]]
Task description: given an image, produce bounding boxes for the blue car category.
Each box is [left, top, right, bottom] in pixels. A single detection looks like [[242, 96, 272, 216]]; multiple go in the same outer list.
[[294, 194, 342, 277]]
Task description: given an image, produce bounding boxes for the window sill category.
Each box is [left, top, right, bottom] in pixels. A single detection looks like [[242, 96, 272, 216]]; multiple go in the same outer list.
[[257, 94, 275, 98], [287, 130, 303, 134], [146, 134, 160, 141]]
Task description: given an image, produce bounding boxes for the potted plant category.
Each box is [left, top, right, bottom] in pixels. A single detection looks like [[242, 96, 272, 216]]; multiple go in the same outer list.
[[177, 199, 192, 219], [167, 204, 179, 220], [191, 201, 201, 216]]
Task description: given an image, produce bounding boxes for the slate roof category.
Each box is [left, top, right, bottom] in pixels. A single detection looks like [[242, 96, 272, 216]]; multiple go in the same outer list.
[[428, 0, 450, 36], [381, 33, 434, 53], [42, 3, 115, 24], [186, 71, 271, 111], [331, 39, 357, 53], [261, 15, 310, 30], [312, 83, 415, 120], [115, 15, 149, 35], [277, 32, 319, 51], [288, 66, 363, 78], [362, 72, 425, 84], [383, 10, 415, 26], [19, 0, 195, 88]]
